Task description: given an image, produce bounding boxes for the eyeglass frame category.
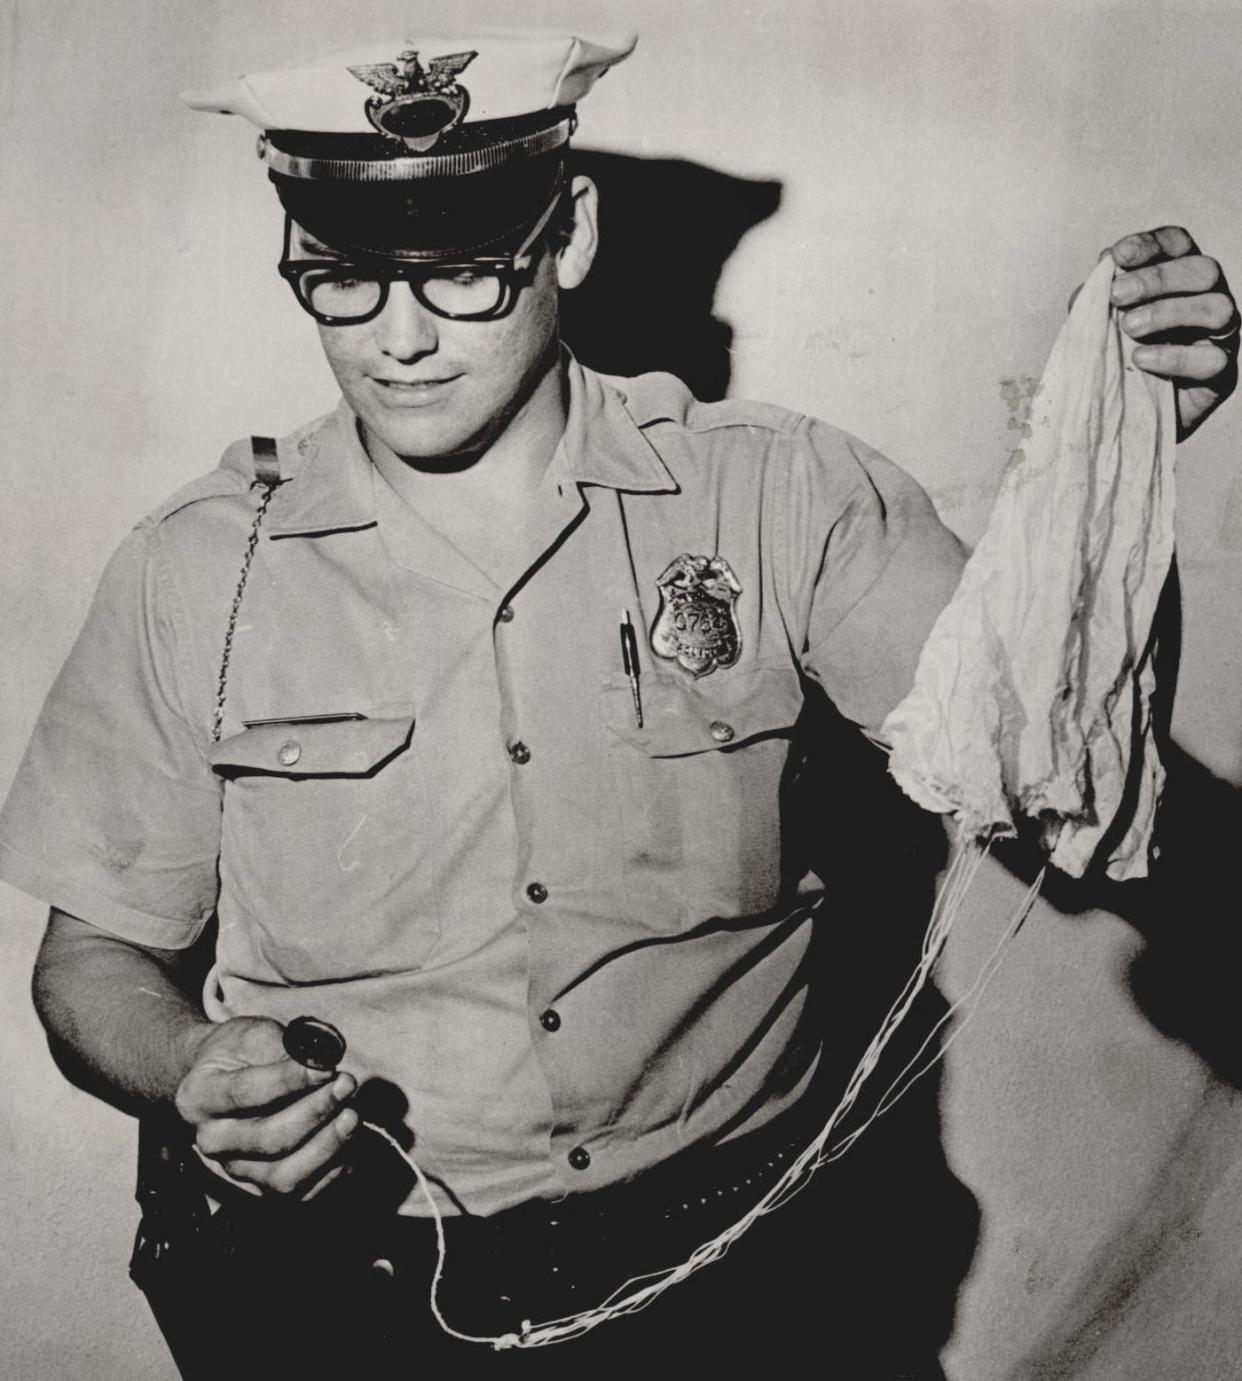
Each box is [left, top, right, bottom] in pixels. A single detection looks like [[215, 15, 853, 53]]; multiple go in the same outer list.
[[276, 187, 565, 327]]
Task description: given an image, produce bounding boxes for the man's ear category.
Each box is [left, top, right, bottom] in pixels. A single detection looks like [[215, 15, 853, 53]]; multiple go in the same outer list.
[[556, 175, 599, 292]]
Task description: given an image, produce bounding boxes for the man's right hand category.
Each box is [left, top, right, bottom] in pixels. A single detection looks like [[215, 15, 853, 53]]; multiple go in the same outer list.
[[174, 1016, 358, 1196]]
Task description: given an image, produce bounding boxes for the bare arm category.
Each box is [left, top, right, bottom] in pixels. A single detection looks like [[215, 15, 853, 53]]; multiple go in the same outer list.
[[33, 908, 359, 1193], [33, 907, 215, 1115]]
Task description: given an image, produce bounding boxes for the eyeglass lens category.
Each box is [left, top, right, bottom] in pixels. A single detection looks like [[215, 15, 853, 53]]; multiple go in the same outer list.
[[301, 266, 507, 322]]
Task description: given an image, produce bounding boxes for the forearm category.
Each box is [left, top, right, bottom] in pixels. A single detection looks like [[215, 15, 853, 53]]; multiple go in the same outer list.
[[32, 908, 214, 1118]]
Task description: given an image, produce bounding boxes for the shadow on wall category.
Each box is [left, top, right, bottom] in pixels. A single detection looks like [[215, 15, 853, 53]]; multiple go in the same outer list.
[[1109, 564, 1242, 1093], [792, 690, 982, 1378], [1022, 565, 1242, 1089], [993, 565, 1242, 1377], [560, 150, 783, 400], [1124, 740, 1242, 1080]]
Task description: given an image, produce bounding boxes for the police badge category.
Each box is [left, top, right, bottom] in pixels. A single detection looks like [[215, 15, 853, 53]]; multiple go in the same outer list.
[[347, 48, 478, 153], [651, 555, 743, 678]]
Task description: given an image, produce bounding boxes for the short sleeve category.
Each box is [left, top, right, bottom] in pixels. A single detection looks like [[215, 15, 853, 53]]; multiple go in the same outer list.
[[0, 523, 222, 948], [783, 422, 966, 735]]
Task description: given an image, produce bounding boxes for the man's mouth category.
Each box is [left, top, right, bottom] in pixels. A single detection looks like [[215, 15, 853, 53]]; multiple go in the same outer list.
[[372, 375, 461, 396]]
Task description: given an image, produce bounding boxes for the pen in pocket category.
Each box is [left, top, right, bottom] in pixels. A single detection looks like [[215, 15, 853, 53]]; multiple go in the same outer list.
[[620, 611, 643, 729]]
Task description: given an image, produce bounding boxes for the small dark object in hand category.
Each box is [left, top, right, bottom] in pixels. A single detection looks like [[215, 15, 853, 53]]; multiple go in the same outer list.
[[283, 1015, 347, 1071]]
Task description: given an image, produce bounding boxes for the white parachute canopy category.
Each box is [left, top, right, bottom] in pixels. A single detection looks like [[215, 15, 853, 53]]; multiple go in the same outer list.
[[882, 253, 1177, 880]]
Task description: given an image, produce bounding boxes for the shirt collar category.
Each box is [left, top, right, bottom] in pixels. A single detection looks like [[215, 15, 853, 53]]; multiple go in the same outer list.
[[556, 353, 680, 495], [264, 399, 378, 538], [264, 355, 679, 539]]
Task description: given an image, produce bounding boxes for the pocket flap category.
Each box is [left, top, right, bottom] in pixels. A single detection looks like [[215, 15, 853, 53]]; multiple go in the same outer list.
[[208, 713, 416, 777], [603, 666, 803, 757]]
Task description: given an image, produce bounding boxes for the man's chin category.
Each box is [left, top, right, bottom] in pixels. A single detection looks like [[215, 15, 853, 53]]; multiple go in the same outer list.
[[359, 410, 488, 471]]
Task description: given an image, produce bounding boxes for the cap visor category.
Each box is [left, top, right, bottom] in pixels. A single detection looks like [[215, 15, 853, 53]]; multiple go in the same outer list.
[[272, 148, 564, 259]]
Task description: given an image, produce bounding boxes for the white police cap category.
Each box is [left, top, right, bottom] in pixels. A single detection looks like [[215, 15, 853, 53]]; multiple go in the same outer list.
[[183, 29, 637, 182]]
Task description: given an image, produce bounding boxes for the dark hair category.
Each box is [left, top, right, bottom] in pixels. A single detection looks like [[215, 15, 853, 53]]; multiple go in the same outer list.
[[545, 183, 576, 253]]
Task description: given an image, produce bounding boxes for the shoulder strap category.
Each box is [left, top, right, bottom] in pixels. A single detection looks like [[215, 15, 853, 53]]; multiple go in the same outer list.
[[250, 434, 282, 488]]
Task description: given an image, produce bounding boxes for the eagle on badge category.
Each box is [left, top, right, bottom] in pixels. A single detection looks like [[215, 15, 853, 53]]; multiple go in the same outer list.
[[348, 48, 478, 152], [651, 554, 743, 678]]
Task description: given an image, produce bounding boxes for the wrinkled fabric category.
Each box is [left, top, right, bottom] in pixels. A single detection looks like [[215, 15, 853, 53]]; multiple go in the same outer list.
[[882, 255, 1177, 880]]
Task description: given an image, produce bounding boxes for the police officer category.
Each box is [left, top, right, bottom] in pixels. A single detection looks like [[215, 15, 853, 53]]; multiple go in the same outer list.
[[3, 28, 1237, 1380]]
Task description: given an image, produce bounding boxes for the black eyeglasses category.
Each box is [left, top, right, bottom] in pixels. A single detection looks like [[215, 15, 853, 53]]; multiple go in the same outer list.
[[277, 192, 561, 326]]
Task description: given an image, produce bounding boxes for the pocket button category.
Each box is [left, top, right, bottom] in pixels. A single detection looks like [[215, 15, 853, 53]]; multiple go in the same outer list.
[[277, 740, 302, 766], [709, 720, 735, 744]]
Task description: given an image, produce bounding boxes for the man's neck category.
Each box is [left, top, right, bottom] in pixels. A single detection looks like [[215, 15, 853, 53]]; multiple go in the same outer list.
[[361, 353, 569, 584]]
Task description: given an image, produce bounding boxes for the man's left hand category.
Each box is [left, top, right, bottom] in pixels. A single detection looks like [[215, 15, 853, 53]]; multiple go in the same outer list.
[[1110, 226, 1238, 440]]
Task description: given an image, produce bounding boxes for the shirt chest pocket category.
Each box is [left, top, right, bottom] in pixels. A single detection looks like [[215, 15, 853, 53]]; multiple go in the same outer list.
[[207, 711, 441, 983], [602, 666, 805, 929]]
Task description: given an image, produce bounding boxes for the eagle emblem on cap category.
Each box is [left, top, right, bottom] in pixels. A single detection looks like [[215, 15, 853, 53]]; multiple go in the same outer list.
[[651, 555, 743, 678], [348, 48, 477, 152]]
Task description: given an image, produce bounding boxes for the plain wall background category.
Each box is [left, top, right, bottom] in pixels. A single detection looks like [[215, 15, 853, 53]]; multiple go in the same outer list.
[[3, 1, 1242, 1376]]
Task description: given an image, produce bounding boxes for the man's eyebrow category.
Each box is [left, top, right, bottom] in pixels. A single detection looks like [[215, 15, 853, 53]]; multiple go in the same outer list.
[[292, 227, 347, 257]]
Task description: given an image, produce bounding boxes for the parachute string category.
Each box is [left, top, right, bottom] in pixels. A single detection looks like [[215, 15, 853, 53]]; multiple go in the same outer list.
[[864, 862, 1044, 1125], [359, 826, 1037, 1350]]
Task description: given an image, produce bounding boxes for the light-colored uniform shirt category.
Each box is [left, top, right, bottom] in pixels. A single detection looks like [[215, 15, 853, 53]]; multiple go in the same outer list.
[[0, 358, 965, 1215]]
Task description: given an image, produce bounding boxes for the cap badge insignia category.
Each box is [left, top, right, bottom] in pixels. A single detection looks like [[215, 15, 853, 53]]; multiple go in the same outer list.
[[348, 48, 478, 153], [651, 555, 743, 678]]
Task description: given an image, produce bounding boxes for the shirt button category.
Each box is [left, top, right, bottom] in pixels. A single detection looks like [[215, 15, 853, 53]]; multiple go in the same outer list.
[[508, 740, 531, 765], [540, 1009, 561, 1032], [370, 1258, 395, 1277], [498, 605, 515, 623], [568, 1146, 591, 1171], [709, 720, 735, 744], [277, 740, 302, 767], [526, 882, 548, 905]]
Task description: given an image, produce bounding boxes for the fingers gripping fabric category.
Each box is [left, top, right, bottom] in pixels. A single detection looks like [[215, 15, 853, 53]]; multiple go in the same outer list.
[[882, 254, 1177, 880]]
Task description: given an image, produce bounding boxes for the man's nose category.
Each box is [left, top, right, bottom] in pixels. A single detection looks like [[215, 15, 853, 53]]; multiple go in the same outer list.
[[376, 282, 439, 361]]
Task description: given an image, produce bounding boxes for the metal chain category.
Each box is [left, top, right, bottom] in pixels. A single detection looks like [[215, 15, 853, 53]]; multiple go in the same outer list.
[[211, 481, 278, 744]]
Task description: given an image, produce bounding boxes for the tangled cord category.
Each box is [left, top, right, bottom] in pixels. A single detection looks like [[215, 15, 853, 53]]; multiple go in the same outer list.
[[361, 832, 1039, 1350]]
